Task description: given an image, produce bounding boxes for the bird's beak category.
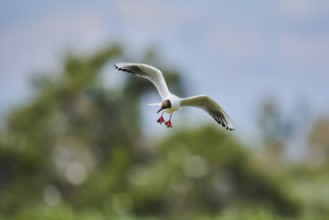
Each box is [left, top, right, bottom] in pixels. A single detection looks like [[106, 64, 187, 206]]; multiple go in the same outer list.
[[157, 106, 164, 114]]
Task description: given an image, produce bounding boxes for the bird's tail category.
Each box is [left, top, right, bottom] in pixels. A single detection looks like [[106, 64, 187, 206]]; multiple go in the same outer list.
[[148, 103, 161, 106]]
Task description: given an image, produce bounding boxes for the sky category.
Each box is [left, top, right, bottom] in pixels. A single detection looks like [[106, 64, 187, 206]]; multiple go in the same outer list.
[[0, 0, 329, 140]]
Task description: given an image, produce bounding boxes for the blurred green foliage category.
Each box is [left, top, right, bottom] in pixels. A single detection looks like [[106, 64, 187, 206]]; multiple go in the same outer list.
[[0, 44, 328, 220]]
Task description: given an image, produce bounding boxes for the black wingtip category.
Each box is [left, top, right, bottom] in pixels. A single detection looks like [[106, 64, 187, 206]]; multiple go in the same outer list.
[[215, 119, 234, 131], [114, 64, 134, 74], [114, 64, 122, 71], [114, 64, 123, 72]]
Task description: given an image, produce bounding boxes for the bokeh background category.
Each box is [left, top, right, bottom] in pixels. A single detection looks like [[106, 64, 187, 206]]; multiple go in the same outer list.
[[1, 1, 329, 219]]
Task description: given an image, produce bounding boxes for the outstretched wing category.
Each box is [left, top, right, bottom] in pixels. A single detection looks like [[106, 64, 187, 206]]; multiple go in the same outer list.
[[181, 95, 234, 131], [114, 63, 170, 100]]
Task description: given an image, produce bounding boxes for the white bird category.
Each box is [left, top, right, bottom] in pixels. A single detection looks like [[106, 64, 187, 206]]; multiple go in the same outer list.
[[114, 63, 234, 131]]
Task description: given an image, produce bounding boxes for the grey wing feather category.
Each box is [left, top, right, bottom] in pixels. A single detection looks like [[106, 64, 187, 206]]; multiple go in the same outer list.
[[181, 95, 234, 131], [114, 63, 170, 100]]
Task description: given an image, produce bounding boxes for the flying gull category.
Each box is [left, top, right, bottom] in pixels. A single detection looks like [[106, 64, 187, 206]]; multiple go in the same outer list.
[[114, 63, 234, 131]]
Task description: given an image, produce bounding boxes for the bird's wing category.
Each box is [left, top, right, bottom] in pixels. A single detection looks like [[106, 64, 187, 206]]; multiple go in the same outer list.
[[181, 95, 234, 131], [114, 63, 170, 100]]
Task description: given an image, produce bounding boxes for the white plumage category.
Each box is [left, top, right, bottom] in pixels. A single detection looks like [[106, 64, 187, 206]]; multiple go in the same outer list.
[[114, 63, 234, 131]]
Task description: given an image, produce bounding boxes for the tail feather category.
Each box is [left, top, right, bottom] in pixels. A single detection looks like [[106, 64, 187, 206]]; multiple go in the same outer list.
[[148, 103, 161, 106]]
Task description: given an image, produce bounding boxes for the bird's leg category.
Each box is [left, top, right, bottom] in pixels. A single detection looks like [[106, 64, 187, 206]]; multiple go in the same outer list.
[[157, 112, 165, 124], [165, 114, 173, 128]]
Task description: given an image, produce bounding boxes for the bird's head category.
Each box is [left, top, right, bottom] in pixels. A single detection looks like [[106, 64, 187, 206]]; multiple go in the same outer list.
[[157, 99, 171, 113]]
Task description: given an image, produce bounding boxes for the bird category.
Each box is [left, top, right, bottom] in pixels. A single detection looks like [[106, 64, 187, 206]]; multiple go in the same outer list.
[[114, 63, 234, 131]]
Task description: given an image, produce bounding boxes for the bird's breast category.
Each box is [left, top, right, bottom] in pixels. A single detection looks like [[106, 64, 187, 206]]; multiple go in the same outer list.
[[166, 96, 181, 113]]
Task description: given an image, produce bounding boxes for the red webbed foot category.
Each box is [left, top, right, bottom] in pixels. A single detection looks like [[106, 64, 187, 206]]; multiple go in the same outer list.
[[165, 120, 173, 128], [157, 116, 165, 124]]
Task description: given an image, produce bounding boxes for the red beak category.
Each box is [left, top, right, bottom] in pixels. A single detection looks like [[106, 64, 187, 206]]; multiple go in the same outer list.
[[157, 106, 164, 114]]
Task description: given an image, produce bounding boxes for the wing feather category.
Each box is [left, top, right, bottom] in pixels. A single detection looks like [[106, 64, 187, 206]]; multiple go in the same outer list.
[[181, 95, 234, 131], [114, 63, 170, 100]]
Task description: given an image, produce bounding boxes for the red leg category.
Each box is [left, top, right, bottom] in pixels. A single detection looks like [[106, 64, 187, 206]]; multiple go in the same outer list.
[[165, 114, 173, 128], [157, 112, 165, 124]]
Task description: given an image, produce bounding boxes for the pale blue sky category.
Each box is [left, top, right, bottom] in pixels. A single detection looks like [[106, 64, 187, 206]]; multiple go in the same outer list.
[[1, 0, 329, 139]]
